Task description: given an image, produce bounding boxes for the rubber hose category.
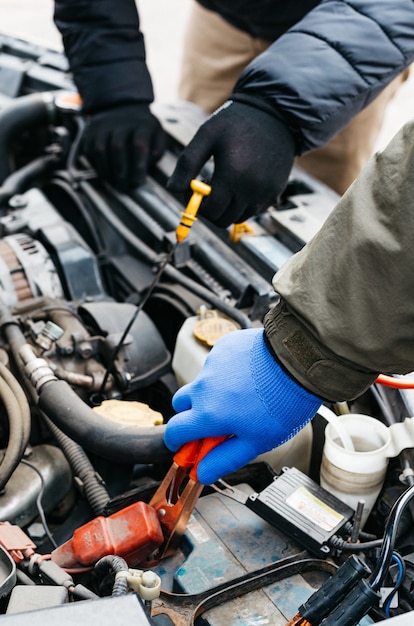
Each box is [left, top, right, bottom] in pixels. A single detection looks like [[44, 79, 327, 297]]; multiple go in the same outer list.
[[0, 375, 26, 490], [38, 379, 171, 464], [0, 312, 34, 455], [0, 304, 110, 514], [0, 155, 58, 207], [48, 176, 105, 252], [0, 305, 27, 355], [41, 413, 110, 516], [0, 92, 55, 183], [0, 361, 30, 456], [0, 307, 31, 487], [0, 304, 171, 467], [94, 555, 129, 597], [8, 364, 109, 516]]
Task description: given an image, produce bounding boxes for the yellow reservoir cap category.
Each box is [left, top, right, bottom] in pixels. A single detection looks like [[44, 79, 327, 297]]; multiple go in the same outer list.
[[193, 311, 240, 348], [92, 399, 164, 427]]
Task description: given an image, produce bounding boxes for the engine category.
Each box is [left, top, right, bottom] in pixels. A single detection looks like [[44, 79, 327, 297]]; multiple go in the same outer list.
[[0, 33, 413, 626]]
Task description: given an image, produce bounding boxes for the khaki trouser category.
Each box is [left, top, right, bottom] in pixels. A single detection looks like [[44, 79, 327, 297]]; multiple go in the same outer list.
[[178, 2, 409, 194]]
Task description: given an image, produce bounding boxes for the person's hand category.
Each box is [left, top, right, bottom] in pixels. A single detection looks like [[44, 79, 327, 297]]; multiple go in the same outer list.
[[167, 101, 296, 228], [82, 103, 165, 190], [164, 328, 321, 484]]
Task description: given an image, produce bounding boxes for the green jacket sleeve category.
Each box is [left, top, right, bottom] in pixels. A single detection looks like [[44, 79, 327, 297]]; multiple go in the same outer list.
[[264, 119, 414, 401]]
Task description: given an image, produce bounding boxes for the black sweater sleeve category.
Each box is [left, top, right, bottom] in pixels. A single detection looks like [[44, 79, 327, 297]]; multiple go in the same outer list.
[[54, 0, 154, 113]]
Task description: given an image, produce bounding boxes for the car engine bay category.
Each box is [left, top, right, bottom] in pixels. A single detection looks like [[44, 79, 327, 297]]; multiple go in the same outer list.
[[0, 33, 413, 626]]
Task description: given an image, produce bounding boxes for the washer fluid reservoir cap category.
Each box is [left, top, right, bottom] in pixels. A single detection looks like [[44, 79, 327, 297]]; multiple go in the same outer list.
[[193, 309, 240, 348]]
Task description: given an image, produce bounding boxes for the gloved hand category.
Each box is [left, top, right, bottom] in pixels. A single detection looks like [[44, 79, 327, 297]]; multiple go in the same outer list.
[[167, 100, 296, 227], [82, 103, 165, 190], [164, 328, 321, 484]]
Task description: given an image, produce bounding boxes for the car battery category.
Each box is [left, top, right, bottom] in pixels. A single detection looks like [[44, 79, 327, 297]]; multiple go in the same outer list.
[[154, 485, 374, 626]]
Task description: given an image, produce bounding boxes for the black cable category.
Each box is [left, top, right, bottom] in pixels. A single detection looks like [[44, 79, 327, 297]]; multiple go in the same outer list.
[[20, 459, 57, 549], [66, 116, 96, 184], [343, 521, 378, 542], [95, 247, 175, 400], [369, 483, 414, 590], [41, 412, 110, 516], [329, 536, 383, 552], [359, 530, 379, 541], [94, 555, 129, 597], [382, 551, 405, 617], [372, 383, 414, 516]]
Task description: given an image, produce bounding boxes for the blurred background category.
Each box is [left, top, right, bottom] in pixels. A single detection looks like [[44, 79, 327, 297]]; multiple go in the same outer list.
[[2, 0, 413, 152], [2, 0, 191, 103]]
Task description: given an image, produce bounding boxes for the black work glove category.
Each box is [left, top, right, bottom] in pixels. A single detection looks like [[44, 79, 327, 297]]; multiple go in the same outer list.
[[167, 100, 297, 227], [82, 103, 165, 190]]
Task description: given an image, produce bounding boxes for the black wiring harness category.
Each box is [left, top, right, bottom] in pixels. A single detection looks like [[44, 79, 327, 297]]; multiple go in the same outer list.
[[287, 483, 414, 626]]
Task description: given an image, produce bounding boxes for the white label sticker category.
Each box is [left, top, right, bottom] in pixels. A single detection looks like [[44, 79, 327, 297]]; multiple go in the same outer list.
[[286, 486, 344, 532]]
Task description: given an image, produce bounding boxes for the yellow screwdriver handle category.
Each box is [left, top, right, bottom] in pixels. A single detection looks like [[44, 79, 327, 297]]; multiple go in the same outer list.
[[176, 179, 211, 243]]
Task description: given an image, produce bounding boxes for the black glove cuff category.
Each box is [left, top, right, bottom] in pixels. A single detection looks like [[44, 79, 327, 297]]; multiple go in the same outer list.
[[264, 299, 379, 402], [84, 101, 151, 117]]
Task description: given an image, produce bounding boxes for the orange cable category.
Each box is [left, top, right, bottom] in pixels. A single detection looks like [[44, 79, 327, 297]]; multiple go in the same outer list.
[[376, 374, 414, 389], [284, 613, 305, 626]]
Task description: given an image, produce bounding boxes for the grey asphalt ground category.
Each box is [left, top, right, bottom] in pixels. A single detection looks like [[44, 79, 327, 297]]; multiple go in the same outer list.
[[1, 0, 413, 151]]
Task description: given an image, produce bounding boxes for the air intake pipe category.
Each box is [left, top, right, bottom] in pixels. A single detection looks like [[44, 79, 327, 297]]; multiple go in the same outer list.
[[0, 91, 56, 183]]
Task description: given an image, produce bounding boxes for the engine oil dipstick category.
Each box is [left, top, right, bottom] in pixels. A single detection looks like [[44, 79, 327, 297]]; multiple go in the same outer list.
[[176, 179, 211, 243], [94, 180, 211, 402]]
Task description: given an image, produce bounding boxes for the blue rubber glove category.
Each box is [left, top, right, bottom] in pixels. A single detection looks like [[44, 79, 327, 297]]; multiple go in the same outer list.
[[164, 328, 322, 484]]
